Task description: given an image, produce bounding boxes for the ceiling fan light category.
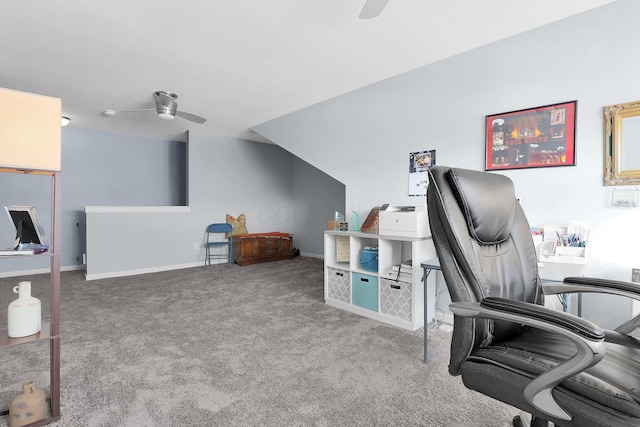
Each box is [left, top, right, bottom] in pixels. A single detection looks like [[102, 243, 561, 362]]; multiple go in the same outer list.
[[157, 112, 175, 120]]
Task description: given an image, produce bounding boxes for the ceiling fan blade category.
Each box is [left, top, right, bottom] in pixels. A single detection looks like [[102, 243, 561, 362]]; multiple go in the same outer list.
[[176, 110, 207, 124], [111, 109, 155, 114], [359, 0, 390, 19]]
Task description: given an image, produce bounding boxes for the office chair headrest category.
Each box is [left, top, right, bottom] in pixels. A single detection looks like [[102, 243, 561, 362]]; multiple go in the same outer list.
[[446, 168, 516, 245]]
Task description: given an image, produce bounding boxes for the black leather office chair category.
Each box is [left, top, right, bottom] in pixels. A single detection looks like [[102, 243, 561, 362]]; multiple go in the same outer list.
[[427, 166, 640, 427]]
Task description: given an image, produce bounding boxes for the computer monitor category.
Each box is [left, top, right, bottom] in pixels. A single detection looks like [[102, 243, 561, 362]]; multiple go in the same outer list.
[[4, 205, 48, 250]]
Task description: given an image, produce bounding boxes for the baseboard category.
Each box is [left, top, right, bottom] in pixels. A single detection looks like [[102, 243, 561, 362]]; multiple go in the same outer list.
[[300, 252, 323, 259], [85, 261, 202, 281], [0, 264, 85, 279], [2, 254, 321, 281]]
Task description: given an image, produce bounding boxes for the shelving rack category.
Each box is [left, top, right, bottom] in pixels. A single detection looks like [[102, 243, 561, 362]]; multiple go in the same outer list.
[[0, 168, 61, 426]]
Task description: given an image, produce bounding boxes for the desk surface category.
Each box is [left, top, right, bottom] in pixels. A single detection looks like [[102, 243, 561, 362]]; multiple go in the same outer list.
[[423, 258, 568, 283], [421, 259, 440, 270]]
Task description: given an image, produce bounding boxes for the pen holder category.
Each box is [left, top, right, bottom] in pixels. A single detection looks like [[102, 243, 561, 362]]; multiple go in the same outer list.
[[555, 246, 586, 258]]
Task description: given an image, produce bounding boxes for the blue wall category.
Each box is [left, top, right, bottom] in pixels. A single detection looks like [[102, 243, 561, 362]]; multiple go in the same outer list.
[[1, 127, 186, 272], [0, 126, 343, 275]]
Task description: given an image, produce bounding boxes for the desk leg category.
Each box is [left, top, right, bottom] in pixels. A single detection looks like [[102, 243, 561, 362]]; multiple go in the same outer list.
[[578, 293, 583, 317], [423, 268, 429, 364]]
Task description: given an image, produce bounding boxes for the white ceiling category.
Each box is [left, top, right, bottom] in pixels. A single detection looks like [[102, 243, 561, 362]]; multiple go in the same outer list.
[[1, 0, 614, 143]]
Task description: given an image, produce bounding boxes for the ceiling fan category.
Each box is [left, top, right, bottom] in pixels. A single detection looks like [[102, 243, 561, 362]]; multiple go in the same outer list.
[[359, 0, 390, 19], [104, 91, 207, 124]]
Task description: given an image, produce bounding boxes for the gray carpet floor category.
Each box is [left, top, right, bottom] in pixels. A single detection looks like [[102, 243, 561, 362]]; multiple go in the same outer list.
[[1, 257, 516, 426]]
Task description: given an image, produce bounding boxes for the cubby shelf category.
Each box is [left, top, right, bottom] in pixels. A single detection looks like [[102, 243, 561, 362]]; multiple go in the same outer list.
[[324, 230, 437, 331]]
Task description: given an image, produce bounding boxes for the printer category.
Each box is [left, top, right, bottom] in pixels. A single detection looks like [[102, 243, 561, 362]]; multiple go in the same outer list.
[[378, 204, 430, 237]]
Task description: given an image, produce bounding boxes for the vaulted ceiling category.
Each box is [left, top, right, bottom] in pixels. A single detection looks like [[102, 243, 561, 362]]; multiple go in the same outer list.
[[1, 0, 614, 143]]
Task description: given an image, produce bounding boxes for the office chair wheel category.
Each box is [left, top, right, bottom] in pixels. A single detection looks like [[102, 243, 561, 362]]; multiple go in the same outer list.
[[513, 414, 550, 427]]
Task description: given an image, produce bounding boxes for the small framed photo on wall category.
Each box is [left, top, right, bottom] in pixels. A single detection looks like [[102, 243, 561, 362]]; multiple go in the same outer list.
[[485, 101, 577, 171], [409, 149, 436, 196]]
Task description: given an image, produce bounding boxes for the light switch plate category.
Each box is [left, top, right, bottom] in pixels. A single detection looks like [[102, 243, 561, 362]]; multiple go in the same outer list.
[[632, 268, 640, 283]]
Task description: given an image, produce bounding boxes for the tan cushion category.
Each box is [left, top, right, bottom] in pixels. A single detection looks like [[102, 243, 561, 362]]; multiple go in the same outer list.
[[226, 213, 248, 238]]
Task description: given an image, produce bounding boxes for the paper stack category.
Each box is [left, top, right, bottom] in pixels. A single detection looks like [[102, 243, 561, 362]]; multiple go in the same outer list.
[[387, 261, 413, 282]]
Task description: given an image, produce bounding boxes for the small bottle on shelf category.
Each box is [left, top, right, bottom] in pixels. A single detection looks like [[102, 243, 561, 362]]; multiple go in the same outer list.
[[7, 281, 41, 338], [9, 380, 46, 427]]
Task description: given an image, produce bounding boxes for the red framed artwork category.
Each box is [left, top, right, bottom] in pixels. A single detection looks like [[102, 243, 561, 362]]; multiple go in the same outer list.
[[485, 101, 577, 171]]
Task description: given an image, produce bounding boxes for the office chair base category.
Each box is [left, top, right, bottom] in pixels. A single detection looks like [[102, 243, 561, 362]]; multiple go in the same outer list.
[[513, 414, 549, 427], [442, 413, 547, 427]]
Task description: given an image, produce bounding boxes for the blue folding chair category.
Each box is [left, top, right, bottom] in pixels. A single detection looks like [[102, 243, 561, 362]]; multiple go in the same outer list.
[[204, 223, 233, 269]]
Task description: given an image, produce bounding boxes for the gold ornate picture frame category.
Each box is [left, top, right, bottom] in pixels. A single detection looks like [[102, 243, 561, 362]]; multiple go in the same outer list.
[[604, 100, 640, 186]]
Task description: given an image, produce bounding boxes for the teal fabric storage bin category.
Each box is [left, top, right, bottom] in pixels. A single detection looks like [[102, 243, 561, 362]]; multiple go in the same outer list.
[[352, 273, 378, 312]]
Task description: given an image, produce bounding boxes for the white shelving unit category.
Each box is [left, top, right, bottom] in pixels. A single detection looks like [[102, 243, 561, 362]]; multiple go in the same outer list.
[[324, 230, 437, 331]]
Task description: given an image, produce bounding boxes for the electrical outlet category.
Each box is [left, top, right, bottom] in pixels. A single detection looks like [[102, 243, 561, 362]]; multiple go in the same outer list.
[[193, 243, 199, 250], [632, 268, 640, 283]]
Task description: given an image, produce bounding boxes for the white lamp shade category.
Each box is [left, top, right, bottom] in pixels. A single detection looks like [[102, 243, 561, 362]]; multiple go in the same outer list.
[[0, 87, 62, 172]]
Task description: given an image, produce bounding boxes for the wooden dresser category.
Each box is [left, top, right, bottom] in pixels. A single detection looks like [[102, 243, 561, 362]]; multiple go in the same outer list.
[[232, 232, 294, 266]]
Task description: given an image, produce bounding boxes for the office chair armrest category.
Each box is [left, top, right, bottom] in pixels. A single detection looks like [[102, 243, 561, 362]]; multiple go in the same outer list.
[[543, 276, 640, 299], [480, 297, 604, 340], [450, 298, 606, 421], [544, 277, 640, 335]]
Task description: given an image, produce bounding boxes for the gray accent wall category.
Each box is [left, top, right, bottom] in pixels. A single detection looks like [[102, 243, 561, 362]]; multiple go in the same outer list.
[[0, 127, 187, 273], [291, 155, 345, 256], [253, 0, 640, 329], [188, 132, 344, 259], [1, 127, 344, 276], [83, 131, 339, 278]]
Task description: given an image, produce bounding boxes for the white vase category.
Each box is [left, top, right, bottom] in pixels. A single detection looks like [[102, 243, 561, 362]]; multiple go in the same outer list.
[[7, 281, 41, 338]]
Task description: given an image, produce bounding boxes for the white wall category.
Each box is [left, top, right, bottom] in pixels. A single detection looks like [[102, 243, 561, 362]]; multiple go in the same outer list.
[[254, 0, 640, 328]]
